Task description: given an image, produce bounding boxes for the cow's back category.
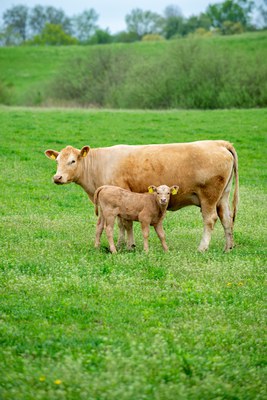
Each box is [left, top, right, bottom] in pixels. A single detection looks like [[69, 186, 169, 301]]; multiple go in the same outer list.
[[98, 141, 234, 210]]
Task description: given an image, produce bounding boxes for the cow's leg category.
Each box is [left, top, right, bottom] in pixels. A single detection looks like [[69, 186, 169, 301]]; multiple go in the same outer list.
[[217, 191, 234, 252], [105, 216, 117, 254], [198, 201, 218, 252], [122, 220, 135, 250], [95, 214, 104, 248], [141, 222, 150, 252], [154, 222, 168, 252]]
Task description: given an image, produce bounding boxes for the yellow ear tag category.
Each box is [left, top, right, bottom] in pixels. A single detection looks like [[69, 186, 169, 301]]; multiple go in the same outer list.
[[50, 154, 56, 160], [82, 150, 87, 157], [148, 187, 154, 193], [171, 188, 178, 195]]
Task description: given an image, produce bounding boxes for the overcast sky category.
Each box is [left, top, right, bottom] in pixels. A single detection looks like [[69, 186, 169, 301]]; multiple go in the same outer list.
[[0, 0, 216, 33]]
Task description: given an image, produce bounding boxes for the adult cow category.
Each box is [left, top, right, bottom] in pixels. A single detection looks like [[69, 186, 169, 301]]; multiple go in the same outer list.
[[45, 140, 239, 252]]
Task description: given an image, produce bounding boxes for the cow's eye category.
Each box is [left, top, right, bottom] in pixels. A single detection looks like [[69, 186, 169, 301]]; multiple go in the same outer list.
[[71, 160, 76, 164]]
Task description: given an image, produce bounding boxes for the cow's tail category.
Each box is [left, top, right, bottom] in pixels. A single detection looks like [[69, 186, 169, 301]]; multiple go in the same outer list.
[[225, 142, 239, 223], [94, 187, 103, 217]]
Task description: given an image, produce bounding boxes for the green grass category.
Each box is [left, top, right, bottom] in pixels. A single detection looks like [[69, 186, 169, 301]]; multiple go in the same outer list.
[[0, 107, 266, 399], [0, 30, 266, 106]]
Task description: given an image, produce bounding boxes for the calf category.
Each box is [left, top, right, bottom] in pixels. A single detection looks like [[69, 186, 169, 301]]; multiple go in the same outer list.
[[94, 184, 179, 253]]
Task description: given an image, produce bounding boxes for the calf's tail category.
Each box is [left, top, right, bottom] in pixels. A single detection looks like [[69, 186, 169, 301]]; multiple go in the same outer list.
[[225, 142, 239, 223], [94, 187, 103, 217]]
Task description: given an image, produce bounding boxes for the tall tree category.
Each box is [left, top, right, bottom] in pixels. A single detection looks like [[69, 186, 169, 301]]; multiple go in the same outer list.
[[185, 13, 212, 35], [72, 9, 99, 42], [256, 0, 267, 27], [29, 5, 49, 36], [3, 5, 29, 42], [29, 5, 72, 36], [206, 0, 255, 29], [45, 6, 72, 34], [125, 8, 164, 39], [163, 5, 185, 38]]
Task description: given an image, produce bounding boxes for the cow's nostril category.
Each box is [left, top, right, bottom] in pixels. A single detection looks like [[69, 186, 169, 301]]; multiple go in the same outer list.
[[54, 175, 63, 182]]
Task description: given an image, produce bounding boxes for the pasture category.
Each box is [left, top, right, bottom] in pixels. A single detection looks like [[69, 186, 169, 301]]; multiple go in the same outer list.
[[0, 107, 266, 399]]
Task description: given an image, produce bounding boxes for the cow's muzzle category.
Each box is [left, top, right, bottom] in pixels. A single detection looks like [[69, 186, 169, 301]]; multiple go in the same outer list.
[[53, 174, 63, 184]]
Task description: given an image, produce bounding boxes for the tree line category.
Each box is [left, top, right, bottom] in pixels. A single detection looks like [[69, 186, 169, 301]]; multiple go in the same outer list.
[[0, 0, 266, 46]]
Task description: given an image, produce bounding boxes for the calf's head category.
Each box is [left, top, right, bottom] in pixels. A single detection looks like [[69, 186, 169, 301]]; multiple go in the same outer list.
[[148, 184, 179, 207], [45, 145, 90, 184]]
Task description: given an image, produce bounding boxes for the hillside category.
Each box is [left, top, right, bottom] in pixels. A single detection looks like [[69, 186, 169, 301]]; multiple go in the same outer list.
[[0, 30, 266, 108]]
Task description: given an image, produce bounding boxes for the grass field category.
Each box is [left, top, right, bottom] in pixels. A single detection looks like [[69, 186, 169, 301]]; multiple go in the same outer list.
[[0, 30, 267, 106], [0, 106, 266, 399]]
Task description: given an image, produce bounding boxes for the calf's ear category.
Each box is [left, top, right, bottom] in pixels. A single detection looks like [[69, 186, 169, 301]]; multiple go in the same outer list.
[[170, 185, 179, 195], [45, 150, 59, 160], [148, 185, 157, 193], [80, 146, 90, 158]]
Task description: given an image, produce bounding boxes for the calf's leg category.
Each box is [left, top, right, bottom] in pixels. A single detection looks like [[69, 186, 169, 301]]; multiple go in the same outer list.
[[154, 222, 168, 251], [95, 214, 104, 248], [105, 215, 117, 254], [141, 222, 150, 252], [116, 217, 126, 247]]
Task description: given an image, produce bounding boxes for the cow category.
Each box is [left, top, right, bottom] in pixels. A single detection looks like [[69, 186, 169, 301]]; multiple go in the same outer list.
[[44, 140, 239, 252], [94, 184, 179, 253]]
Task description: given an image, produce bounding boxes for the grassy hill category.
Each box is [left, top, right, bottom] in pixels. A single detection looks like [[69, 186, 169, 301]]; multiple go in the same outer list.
[[0, 30, 267, 107]]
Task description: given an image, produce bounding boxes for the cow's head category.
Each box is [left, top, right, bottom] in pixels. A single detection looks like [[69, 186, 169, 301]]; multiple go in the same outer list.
[[148, 184, 179, 207], [45, 145, 90, 185]]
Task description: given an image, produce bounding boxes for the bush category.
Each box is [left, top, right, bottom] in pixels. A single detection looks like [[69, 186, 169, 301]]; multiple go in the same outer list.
[[51, 39, 267, 109], [142, 34, 165, 41], [117, 40, 267, 109], [51, 47, 133, 107], [27, 23, 77, 45], [0, 80, 12, 104]]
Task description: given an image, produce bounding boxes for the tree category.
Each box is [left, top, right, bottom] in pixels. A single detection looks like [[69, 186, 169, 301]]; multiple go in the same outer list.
[[29, 5, 48, 36], [113, 31, 139, 43], [206, 0, 255, 30], [88, 29, 112, 45], [163, 5, 186, 38], [72, 9, 99, 43], [0, 24, 22, 46], [256, 0, 267, 27], [27, 23, 77, 45], [184, 13, 212, 35], [45, 6, 72, 34], [29, 5, 72, 36], [125, 8, 164, 39], [3, 5, 29, 42]]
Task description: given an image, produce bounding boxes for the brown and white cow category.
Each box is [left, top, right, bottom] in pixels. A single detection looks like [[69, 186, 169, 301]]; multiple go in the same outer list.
[[45, 140, 239, 252]]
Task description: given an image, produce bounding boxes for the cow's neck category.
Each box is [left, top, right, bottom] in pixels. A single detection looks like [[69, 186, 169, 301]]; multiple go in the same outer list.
[[76, 152, 97, 202]]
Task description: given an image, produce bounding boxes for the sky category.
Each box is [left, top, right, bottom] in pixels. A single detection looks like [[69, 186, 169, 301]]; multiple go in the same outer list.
[[0, 0, 216, 33]]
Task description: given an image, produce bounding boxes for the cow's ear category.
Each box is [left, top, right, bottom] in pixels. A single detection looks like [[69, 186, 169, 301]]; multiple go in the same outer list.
[[80, 146, 90, 158], [45, 150, 59, 160], [148, 185, 157, 193], [170, 185, 179, 195]]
